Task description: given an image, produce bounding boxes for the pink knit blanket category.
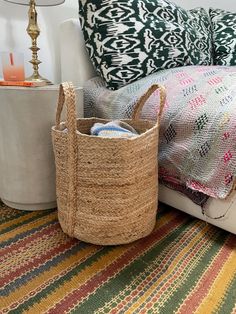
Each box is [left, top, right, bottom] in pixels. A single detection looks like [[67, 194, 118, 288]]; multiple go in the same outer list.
[[84, 65, 236, 199]]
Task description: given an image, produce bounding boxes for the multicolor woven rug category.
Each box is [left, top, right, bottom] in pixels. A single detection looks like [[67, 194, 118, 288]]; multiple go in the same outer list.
[[1, 201, 236, 314]]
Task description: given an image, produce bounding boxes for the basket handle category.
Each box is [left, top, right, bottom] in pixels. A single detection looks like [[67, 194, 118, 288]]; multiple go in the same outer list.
[[132, 84, 166, 124], [55, 82, 78, 237], [55, 82, 77, 133]]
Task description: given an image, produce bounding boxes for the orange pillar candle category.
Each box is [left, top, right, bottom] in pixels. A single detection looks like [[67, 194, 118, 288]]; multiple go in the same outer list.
[[1, 52, 25, 81]]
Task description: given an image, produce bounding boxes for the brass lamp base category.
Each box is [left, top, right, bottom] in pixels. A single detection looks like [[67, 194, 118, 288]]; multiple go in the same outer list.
[[27, 0, 52, 85], [27, 74, 52, 85]]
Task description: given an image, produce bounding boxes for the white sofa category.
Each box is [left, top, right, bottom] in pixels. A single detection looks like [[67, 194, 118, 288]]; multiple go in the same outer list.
[[59, 9, 236, 235]]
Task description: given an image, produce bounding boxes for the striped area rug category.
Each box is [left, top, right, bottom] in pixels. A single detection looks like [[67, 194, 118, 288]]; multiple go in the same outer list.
[[1, 201, 236, 314]]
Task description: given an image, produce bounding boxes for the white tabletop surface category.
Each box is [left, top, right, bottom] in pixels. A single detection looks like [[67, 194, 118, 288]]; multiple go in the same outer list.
[[0, 84, 83, 91]]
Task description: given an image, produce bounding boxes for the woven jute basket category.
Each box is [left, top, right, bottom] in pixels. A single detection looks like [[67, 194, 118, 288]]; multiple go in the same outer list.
[[52, 82, 166, 245]]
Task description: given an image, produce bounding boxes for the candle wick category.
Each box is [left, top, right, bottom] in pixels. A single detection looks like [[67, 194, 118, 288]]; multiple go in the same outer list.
[[10, 53, 14, 66]]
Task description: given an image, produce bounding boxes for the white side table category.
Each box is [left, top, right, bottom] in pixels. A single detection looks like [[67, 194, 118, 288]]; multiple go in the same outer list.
[[0, 85, 83, 210]]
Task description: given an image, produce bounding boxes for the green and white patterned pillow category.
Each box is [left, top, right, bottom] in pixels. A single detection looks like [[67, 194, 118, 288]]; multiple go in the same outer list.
[[79, 0, 212, 90], [189, 7, 213, 64], [209, 8, 236, 65]]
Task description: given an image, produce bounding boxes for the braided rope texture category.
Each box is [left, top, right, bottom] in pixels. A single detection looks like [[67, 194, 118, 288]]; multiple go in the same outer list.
[[52, 83, 165, 245]]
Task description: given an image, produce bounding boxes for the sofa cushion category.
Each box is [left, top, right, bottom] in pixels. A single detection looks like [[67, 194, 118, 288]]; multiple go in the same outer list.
[[209, 8, 236, 65], [79, 0, 212, 90]]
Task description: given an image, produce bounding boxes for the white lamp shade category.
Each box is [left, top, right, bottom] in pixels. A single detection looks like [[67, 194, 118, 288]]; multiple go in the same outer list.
[[3, 0, 65, 6]]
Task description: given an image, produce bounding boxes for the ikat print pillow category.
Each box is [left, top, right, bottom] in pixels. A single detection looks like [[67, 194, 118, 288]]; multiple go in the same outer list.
[[189, 7, 213, 65], [209, 8, 236, 65], [79, 0, 212, 90]]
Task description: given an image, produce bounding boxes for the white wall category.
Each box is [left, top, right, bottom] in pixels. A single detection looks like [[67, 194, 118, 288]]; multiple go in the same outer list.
[[175, 0, 236, 10], [0, 0, 235, 83]]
